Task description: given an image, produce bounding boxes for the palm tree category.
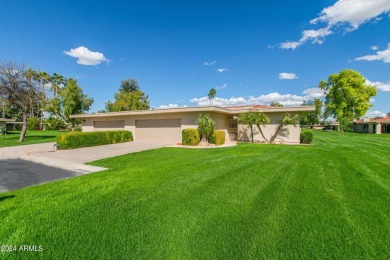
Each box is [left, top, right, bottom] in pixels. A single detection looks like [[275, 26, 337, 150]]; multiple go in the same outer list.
[[253, 111, 271, 143], [269, 113, 299, 143], [238, 112, 256, 143], [208, 88, 216, 105], [239, 110, 271, 143], [197, 113, 215, 144]]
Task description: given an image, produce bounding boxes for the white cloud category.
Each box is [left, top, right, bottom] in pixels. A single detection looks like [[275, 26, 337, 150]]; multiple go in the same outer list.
[[64, 46, 108, 65], [366, 110, 386, 118], [371, 45, 379, 50], [355, 43, 390, 63], [280, 0, 390, 49], [366, 79, 390, 91], [279, 72, 298, 80], [203, 60, 216, 66], [302, 88, 326, 98], [216, 83, 227, 89], [159, 104, 178, 109], [190, 88, 325, 107], [216, 68, 229, 73], [159, 104, 187, 109]]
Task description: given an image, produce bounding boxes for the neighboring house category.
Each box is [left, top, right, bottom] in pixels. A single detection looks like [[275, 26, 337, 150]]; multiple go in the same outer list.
[[70, 105, 315, 144], [0, 118, 17, 131], [353, 117, 390, 134]]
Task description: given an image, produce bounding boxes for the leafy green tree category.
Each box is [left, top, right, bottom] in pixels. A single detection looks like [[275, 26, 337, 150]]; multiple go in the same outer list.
[[106, 79, 150, 112], [120, 79, 140, 92], [387, 112, 390, 118], [319, 69, 376, 132], [270, 101, 284, 107], [208, 88, 216, 105], [300, 99, 323, 128], [238, 112, 256, 143], [197, 113, 215, 144], [61, 78, 93, 128]]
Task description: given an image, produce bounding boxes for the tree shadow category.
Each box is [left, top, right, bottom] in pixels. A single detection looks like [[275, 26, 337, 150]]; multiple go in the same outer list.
[[0, 195, 15, 202]]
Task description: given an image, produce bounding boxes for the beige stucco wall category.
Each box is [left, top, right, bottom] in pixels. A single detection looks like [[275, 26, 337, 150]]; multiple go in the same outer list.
[[81, 112, 231, 140], [237, 113, 301, 143]]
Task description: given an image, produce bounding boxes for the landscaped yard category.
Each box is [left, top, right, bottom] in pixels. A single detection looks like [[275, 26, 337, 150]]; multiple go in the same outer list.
[[0, 130, 69, 147], [0, 131, 389, 258]]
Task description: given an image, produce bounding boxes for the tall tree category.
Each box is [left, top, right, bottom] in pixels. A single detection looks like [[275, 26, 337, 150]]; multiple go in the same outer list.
[[319, 69, 376, 132], [387, 112, 390, 118], [106, 78, 150, 112], [61, 78, 93, 128], [0, 62, 42, 141], [270, 101, 284, 107], [120, 79, 140, 92], [208, 88, 216, 105], [300, 99, 323, 128], [269, 113, 299, 143]]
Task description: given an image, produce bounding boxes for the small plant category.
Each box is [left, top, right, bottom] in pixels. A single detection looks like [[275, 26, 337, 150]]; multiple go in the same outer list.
[[182, 128, 200, 146], [0, 125, 6, 135], [300, 129, 314, 144], [27, 117, 40, 130], [209, 130, 225, 145], [45, 117, 66, 130]]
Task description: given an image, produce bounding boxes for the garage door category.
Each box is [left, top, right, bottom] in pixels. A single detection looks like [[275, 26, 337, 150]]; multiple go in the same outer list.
[[94, 120, 125, 131], [135, 118, 181, 143]]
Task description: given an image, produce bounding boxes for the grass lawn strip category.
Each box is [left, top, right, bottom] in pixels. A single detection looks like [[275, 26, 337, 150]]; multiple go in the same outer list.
[[0, 131, 389, 258]]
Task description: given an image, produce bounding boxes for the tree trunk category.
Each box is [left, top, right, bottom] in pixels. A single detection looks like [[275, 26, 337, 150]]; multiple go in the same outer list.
[[250, 124, 254, 143], [256, 124, 269, 143], [269, 124, 283, 143], [199, 134, 208, 146], [19, 113, 28, 142]]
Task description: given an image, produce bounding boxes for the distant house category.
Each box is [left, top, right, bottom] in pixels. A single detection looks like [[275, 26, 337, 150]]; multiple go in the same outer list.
[[0, 118, 17, 131], [71, 105, 315, 144], [353, 117, 390, 134]]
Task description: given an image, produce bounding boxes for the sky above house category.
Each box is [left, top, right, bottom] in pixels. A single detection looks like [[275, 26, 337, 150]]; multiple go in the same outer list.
[[1, 0, 390, 117]]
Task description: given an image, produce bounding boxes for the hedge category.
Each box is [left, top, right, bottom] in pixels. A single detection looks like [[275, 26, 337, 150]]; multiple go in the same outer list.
[[212, 130, 225, 145], [56, 130, 133, 150], [182, 128, 200, 146], [300, 129, 314, 144]]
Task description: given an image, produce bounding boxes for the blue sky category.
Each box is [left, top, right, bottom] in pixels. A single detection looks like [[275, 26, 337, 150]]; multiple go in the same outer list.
[[1, 0, 390, 117]]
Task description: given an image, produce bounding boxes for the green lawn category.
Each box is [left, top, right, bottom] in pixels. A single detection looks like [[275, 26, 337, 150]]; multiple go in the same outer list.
[[0, 131, 389, 259], [0, 130, 69, 147]]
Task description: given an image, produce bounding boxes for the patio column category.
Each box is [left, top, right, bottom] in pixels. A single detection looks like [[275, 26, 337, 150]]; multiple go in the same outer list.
[[376, 123, 382, 134]]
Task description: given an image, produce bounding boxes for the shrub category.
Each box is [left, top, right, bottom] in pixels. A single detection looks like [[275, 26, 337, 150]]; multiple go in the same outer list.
[[56, 130, 133, 150], [27, 117, 40, 130], [197, 114, 215, 142], [182, 128, 200, 146], [210, 130, 225, 145], [300, 129, 314, 144], [0, 125, 6, 135], [45, 117, 66, 130]]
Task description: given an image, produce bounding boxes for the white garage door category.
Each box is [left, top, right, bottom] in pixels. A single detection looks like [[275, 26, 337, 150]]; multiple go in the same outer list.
[[135, 118, 181, 143], [94, 120, 125, 131]]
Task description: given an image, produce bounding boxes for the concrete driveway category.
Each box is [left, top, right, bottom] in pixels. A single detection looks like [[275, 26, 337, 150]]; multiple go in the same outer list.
[[0, 141, 172, 192]]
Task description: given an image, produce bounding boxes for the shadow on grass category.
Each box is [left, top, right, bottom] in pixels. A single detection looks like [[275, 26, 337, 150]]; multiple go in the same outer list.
[[0, 195, 15, 202]]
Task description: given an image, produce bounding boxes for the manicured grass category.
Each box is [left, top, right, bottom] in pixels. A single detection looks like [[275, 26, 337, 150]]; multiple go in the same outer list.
[[0, 131, 389, 258], [0, 130, 69, 147]]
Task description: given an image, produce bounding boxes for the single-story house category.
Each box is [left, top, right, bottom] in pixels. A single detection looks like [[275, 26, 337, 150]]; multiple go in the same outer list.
[[353, 117, 390, 134], [70, 105, 315, 144], [0, 118, 17, 131]]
